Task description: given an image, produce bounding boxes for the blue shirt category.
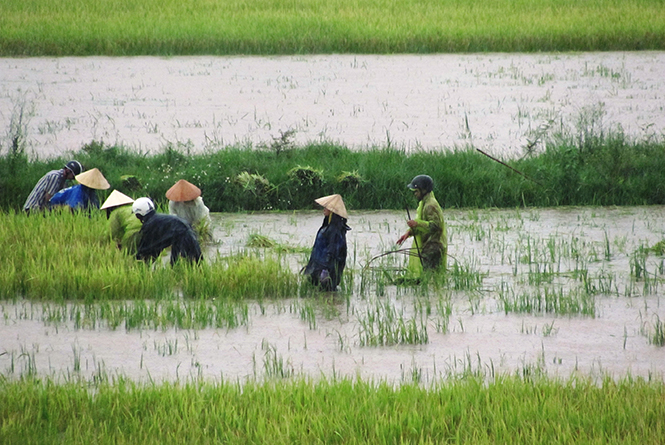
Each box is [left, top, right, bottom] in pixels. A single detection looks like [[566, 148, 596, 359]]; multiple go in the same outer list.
[[49, 184, 100, 211]]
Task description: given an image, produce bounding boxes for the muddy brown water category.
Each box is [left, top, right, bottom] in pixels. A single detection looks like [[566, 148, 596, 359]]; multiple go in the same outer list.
[[2, 52, 664, 159], [2, 206, 665, 384]]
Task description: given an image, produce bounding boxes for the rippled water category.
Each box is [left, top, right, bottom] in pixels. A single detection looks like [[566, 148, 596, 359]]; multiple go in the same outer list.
[[2, 52, 664, 159], [2, 206, 665, 384]]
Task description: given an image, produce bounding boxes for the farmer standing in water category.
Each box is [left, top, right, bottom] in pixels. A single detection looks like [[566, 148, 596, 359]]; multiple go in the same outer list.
[[396, 174, 447, 281]]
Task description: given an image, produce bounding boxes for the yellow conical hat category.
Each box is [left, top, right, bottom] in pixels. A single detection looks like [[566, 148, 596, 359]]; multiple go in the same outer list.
[[101, 190, 135, 210], [315, 194, 348, 219], [166, 179, 201, 202], [76, 168, 110, 190]]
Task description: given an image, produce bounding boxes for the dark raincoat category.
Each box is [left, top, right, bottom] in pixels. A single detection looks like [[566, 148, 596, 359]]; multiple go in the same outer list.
[[303, 212, 351, 291], [136, 211, 202, 265], [49, 184, 100, 211]]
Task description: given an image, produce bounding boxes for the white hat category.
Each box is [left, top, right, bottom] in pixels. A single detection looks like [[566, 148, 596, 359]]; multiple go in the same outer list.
[[315, 194, 348, 219], [76, 168, 110, 190], [101, 190, 134, 210]]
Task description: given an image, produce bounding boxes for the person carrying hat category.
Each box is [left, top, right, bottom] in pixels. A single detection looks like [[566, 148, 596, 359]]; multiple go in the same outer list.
[[23, 160, 83, 213], [166, 179, 212, 242], [132, 197, 202, 265], [49, 167, 110, 212], [302, 194, 351, 291], [396, 174, 447, 280], [101, 190, 142, 253]]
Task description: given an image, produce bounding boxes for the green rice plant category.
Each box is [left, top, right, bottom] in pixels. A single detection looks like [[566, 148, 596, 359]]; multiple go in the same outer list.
[[297, 301, 317, 330], [3, 0, 664, 56], [357, 299, 428, 346], [262, 341, 293, 379], [246, 233, 278, 248], [180, 252, 303, 300], [541, 320, 558, 337], [1, 375, 665, 443], [0, 211, 303, 301], [498, 284, 596, 317], [287, 165, 324, 189], [154, 338, 179, 356], [629, 249, 661, 295], [336, 170, 366, 190], [246, 233, 308, 254], [446, 259, 486, 290], [434, 296, 452, 334], [643, 315, 665, 347], [234, 171, 276, 210]]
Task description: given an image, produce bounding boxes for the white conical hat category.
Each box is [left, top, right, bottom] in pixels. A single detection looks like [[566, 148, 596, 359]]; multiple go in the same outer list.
[[315, 194, 348, 219], [165, 179, 201, 202], [101, 190, 134, 210], [76, 168, 110, 190]]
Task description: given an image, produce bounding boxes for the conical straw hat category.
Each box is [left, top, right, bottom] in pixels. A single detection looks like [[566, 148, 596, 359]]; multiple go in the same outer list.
[[166, 179, 201, 202], [315, 194, 348, 219], [101, 190, 135, 210], [76, 168, 110, 190]]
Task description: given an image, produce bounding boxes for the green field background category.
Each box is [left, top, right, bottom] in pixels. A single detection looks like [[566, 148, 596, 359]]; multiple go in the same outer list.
[[1, 0, 664, 55]]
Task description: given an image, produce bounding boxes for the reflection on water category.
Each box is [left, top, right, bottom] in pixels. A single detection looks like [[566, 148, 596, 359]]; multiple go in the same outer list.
[[1, 53, 664, 159], [2, 206, 665, 384]]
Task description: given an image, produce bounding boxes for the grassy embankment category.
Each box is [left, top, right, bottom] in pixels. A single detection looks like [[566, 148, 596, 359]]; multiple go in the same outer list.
[[1, 0, 664, 55], [1, 376, 664, 444], [2, 132, 665, 212]]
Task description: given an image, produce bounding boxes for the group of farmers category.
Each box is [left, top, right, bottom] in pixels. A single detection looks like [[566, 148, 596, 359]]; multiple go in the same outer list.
[[23, 161, 447, 291]]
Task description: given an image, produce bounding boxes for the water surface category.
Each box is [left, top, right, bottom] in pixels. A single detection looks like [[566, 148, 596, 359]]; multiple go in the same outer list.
[[2, 206, 664, 384], [2, 52, 663, 159]]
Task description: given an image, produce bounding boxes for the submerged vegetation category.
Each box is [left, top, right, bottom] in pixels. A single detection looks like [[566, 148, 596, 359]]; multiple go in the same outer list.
[[2, 131, 665, 212], [1, 0, 664, 55]]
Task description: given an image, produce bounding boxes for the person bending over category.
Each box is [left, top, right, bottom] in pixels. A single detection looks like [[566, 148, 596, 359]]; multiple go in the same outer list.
[[132, 197, 202, 265]]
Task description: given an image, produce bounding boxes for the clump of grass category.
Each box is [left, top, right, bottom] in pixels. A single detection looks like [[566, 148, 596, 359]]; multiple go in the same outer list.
[[247, 233, 278, 248], [498, 284, 596, 317], [357, 299, 429, 346], [287, 165, 324, 188], [246, 233, 308, 254], [644, 315, 665, 347], [268, 129, 296, 156], [235, 171, 276, 210], [336, 170, 366, 189]]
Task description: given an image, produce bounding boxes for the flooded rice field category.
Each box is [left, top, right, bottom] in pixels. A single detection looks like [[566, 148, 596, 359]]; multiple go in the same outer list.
[[2, 52, 664, 159], [2, 206, 665, 384]]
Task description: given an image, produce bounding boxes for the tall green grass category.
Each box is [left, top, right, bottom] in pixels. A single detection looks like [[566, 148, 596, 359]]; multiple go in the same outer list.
[[1, 0, 663, 55], [1, 376, 663, 443], [3, 132, 665, 213], [0, 209, 304, 301]]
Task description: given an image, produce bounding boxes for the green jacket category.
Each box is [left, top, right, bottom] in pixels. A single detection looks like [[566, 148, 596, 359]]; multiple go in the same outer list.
[[407, 191, 447, 277], [109, 205, 142, 254]]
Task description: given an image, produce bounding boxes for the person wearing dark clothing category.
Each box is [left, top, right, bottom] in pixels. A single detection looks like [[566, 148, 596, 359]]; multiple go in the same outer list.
[[303, 194, 351, 291], [132, 197, 202, 265]]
